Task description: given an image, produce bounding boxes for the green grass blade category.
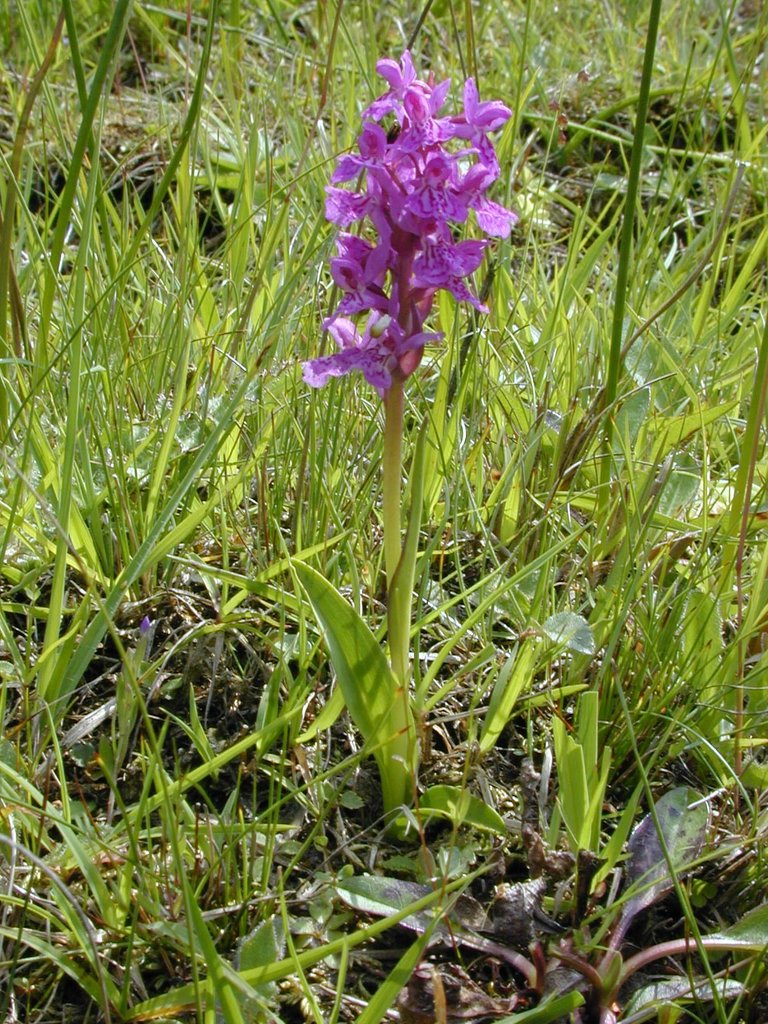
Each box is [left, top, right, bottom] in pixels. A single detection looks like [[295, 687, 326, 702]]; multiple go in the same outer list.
[[601, 0, 663, 493]]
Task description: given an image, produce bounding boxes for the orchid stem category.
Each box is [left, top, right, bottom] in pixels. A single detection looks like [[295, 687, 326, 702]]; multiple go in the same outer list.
[[383, 377, 405, 593]]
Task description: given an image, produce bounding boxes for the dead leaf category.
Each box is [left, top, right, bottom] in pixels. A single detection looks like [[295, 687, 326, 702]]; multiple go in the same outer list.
[[489, 879, 563, 946], [397, 963, 518, 1023]]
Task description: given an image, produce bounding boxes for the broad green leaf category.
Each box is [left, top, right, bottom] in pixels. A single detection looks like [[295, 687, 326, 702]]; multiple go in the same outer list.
[[706, 902, 768, 948], [0, 737, 16, 769], [682, 590, 722, 670], [542, 611, 596, 655], [232, 917, 285, 1015], [419, 784, 506, 834], [612, 387, 651, 472], [236, 918, 285, 973], [623, 978, 742, 1021], [293, 561, 416, 812], [741, 758, 768, 788], [338, 790, 365, 810], [615, 387, 650, 448], [657, 453, 701, 516], [336, 875, 442, 926], [335, 875, 488, 936]]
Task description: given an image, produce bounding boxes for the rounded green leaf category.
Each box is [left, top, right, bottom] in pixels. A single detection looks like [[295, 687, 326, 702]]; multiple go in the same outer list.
[[542, 611, 596, 655]]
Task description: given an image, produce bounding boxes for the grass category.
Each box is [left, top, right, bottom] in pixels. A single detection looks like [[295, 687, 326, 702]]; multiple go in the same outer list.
[[0, 0, 767, 1020]]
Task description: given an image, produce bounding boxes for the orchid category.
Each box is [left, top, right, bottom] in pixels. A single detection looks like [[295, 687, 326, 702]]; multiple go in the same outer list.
[[303, 50, 516, 395], [299, 54, 516, 822]]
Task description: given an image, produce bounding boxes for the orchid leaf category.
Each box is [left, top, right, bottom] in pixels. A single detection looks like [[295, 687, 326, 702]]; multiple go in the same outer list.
[[335, 875, 486, 937], [419, 784, 506, 834], [293, 561, 416, 813], [551, 690, 611, 853], [622, 978, 743, 1022], [705, 901, 768, 949], [617, 787, 708, 939], [334, 873, 538, 987]]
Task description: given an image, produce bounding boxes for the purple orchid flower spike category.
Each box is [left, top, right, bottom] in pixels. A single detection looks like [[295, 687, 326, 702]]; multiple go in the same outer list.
[[304, 52, 517, 394]]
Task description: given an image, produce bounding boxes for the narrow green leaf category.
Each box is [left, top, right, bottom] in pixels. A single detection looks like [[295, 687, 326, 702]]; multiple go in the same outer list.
[[182, 874, 246, 1024], [496, 991, 585, 1023], [480, 643, 535, 754], [56, 824, 121, 931], [650, 400, 738, 463], [297, 684, 344, 742], [354, 931, 434, 1024]]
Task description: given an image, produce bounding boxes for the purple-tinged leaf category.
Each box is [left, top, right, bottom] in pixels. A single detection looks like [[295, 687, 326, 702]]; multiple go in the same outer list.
[[613, 787, 708, 946]]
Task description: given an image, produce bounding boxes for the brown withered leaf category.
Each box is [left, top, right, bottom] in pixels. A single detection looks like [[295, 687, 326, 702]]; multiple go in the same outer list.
[[489, 878, 563, 946], [522, 824, 576, 880], [397, 963, 518, 1023]]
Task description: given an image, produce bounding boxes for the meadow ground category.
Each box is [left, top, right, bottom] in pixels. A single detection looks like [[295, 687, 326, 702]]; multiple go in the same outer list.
[[0, 1, 766, 1021]]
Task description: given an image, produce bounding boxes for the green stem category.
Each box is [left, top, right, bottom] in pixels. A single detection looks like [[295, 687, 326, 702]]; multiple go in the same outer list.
[[599, 0, 663, 507], [383, 377, 405, 593], [727, 309, 768, 777]]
